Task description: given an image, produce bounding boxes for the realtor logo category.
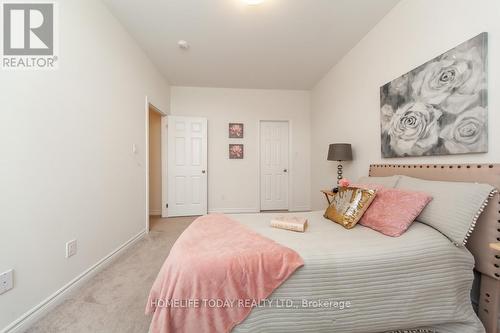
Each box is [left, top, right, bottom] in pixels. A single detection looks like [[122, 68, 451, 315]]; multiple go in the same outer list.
[[1, 1, 58, 69]]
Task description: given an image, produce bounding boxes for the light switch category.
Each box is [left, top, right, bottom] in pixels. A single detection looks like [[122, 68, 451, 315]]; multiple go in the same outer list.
[[0, 269, 13, 294]]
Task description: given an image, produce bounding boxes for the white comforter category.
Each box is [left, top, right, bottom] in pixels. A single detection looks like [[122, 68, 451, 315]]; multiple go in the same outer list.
[[231, 211, 484, 333]]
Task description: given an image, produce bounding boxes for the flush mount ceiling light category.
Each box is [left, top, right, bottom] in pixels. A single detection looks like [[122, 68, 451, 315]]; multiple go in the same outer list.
[[243, 0, 264, 5], [177, 40, 190, 50]]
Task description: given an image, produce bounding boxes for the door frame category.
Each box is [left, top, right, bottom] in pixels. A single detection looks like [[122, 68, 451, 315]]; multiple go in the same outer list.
[[145, 96, 169, 233], [257, 120, 292, 212]]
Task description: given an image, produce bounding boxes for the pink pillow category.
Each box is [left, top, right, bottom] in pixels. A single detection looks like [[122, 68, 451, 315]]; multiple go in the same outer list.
[[352, 183, 432, 237]]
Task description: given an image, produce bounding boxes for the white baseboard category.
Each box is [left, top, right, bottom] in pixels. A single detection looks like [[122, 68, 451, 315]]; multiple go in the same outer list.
[[208, 207, 260, 214], [288, 206, 312, 212], [149, 209, 161, 216], [2, 229, 147, 333], [208, 207, 312, 214]]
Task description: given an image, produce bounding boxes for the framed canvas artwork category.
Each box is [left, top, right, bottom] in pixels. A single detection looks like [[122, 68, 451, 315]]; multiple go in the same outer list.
[[380, 32, 488, 157], [229, 123, 244, 138], [229, 144, 244, 159]]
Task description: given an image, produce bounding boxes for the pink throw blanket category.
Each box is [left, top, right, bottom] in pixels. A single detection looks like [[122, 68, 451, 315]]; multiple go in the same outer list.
[[145, 214, 304, 333]]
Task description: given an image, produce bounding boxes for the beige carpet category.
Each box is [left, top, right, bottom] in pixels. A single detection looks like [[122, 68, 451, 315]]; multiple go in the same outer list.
[[25, 216, 196, 333]]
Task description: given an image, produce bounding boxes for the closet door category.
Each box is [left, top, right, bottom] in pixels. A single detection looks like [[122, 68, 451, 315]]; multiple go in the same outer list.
[[260, 121, 289, 211]]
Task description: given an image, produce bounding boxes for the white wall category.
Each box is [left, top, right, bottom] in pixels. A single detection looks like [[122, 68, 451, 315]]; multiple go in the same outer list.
[[171, 87, 311, 213], [310, 0, 500, 210], [0, 0, 169, 330]]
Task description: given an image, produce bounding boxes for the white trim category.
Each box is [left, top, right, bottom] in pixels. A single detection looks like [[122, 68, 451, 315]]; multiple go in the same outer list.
[[161, 116, 168, 218], [257, 119, 262, 211], [288, 206, 312, 212], [2, 229, 147, 333], [149, 209, 161, 216], [145, 97, 150, 232], [208, 206, 310, 214], [208, 208, 260, 214], [287, 120, 294, 212]]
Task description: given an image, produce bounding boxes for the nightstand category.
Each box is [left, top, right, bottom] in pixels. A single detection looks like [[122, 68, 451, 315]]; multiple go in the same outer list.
[[321, 190, 336, 205]]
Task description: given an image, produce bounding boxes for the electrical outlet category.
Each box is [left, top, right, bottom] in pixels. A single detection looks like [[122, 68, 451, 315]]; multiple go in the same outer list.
[[0, 269, 13, 295], [66, 239, 77, 258]]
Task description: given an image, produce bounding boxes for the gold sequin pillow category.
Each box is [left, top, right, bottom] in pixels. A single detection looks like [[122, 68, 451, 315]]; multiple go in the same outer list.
[[324, 187, 377, 229]]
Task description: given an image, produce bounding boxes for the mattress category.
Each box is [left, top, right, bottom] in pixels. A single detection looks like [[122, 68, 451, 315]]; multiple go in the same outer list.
[[230, 211, 485, 333]]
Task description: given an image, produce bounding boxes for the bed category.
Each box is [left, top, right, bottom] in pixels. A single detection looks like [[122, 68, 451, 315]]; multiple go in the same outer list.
[[232, 210, 483, 332], [235, 163, 500, 333], [148, 163, 500, 333]]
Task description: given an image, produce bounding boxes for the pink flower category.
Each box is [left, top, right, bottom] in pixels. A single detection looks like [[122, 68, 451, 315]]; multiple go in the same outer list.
[[229, 124, 243, 138], [339, 178, 350, 187], [229, 144, 243, 159]]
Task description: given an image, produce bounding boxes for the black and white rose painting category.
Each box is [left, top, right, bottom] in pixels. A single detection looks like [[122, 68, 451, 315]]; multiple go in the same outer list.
[[380, 32, 488, 157]]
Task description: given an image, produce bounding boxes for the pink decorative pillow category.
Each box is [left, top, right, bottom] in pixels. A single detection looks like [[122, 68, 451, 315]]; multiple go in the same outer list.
[[352, 183, 432, 237]]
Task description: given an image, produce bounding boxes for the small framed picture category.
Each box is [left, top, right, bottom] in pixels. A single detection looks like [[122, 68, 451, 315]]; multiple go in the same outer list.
[[229, 123, 244, 138], [229, 144, 244, 159]]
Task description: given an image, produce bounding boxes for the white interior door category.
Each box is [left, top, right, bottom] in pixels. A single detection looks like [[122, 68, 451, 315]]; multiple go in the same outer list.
[[167, 116, 208, 217], [260, 121, 289, 211]]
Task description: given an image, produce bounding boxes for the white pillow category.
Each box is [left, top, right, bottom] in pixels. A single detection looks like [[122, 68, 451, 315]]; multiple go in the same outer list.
[[396, 175, 496, 246], [357, 175, 400, 188]]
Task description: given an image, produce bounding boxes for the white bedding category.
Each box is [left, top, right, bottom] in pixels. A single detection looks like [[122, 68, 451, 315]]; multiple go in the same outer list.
[[230, 211, 484, 333]]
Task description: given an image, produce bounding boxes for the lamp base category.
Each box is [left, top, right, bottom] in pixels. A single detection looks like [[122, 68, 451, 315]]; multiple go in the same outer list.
[[337, 163, 343, 184]]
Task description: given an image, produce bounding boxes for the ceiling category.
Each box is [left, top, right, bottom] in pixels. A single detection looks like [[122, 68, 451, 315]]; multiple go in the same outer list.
[[102, 0, 400, 90]]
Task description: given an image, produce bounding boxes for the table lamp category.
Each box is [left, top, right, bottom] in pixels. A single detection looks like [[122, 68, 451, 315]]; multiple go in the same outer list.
[[327, 143, 352, 186]]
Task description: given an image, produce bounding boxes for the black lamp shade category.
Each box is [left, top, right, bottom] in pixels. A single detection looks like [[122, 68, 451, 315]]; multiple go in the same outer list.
[[327, 143, 352, 161]]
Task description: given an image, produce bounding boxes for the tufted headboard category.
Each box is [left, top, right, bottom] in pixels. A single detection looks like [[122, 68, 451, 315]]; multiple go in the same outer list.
[[369, 163, 500, 333]]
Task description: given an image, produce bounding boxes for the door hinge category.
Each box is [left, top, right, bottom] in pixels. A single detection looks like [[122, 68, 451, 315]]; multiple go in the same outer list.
[[166, 203, 168, 208]]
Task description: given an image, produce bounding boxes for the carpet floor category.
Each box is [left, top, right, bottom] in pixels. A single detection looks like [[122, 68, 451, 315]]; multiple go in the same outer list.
[[25, 216, 196, 333]]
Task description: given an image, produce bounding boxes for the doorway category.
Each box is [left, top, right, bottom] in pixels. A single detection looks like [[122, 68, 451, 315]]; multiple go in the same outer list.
[[146, 102, 168, 232], [260, 120, 289, 211], [148, 107, 162, 218]]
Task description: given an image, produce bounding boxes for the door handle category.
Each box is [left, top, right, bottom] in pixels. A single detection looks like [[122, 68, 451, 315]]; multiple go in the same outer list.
[[202, 170, 206, 174], [283, 169, 287, 173]]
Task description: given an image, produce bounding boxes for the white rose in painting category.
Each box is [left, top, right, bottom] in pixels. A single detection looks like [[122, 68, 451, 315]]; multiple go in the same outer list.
[[380, 104, 394, 133], [411, 47, 486, 113], [389, 74, 409, 97], [388, 102, 442, 156], [440, 107, 487, 154]]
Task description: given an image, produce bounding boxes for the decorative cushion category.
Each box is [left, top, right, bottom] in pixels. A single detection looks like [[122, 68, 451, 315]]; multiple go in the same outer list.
[[396, 175, 497, 246], [353, 183, 432, 237], [324, 187, 377, 229], [357, 175, 400, 188]]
